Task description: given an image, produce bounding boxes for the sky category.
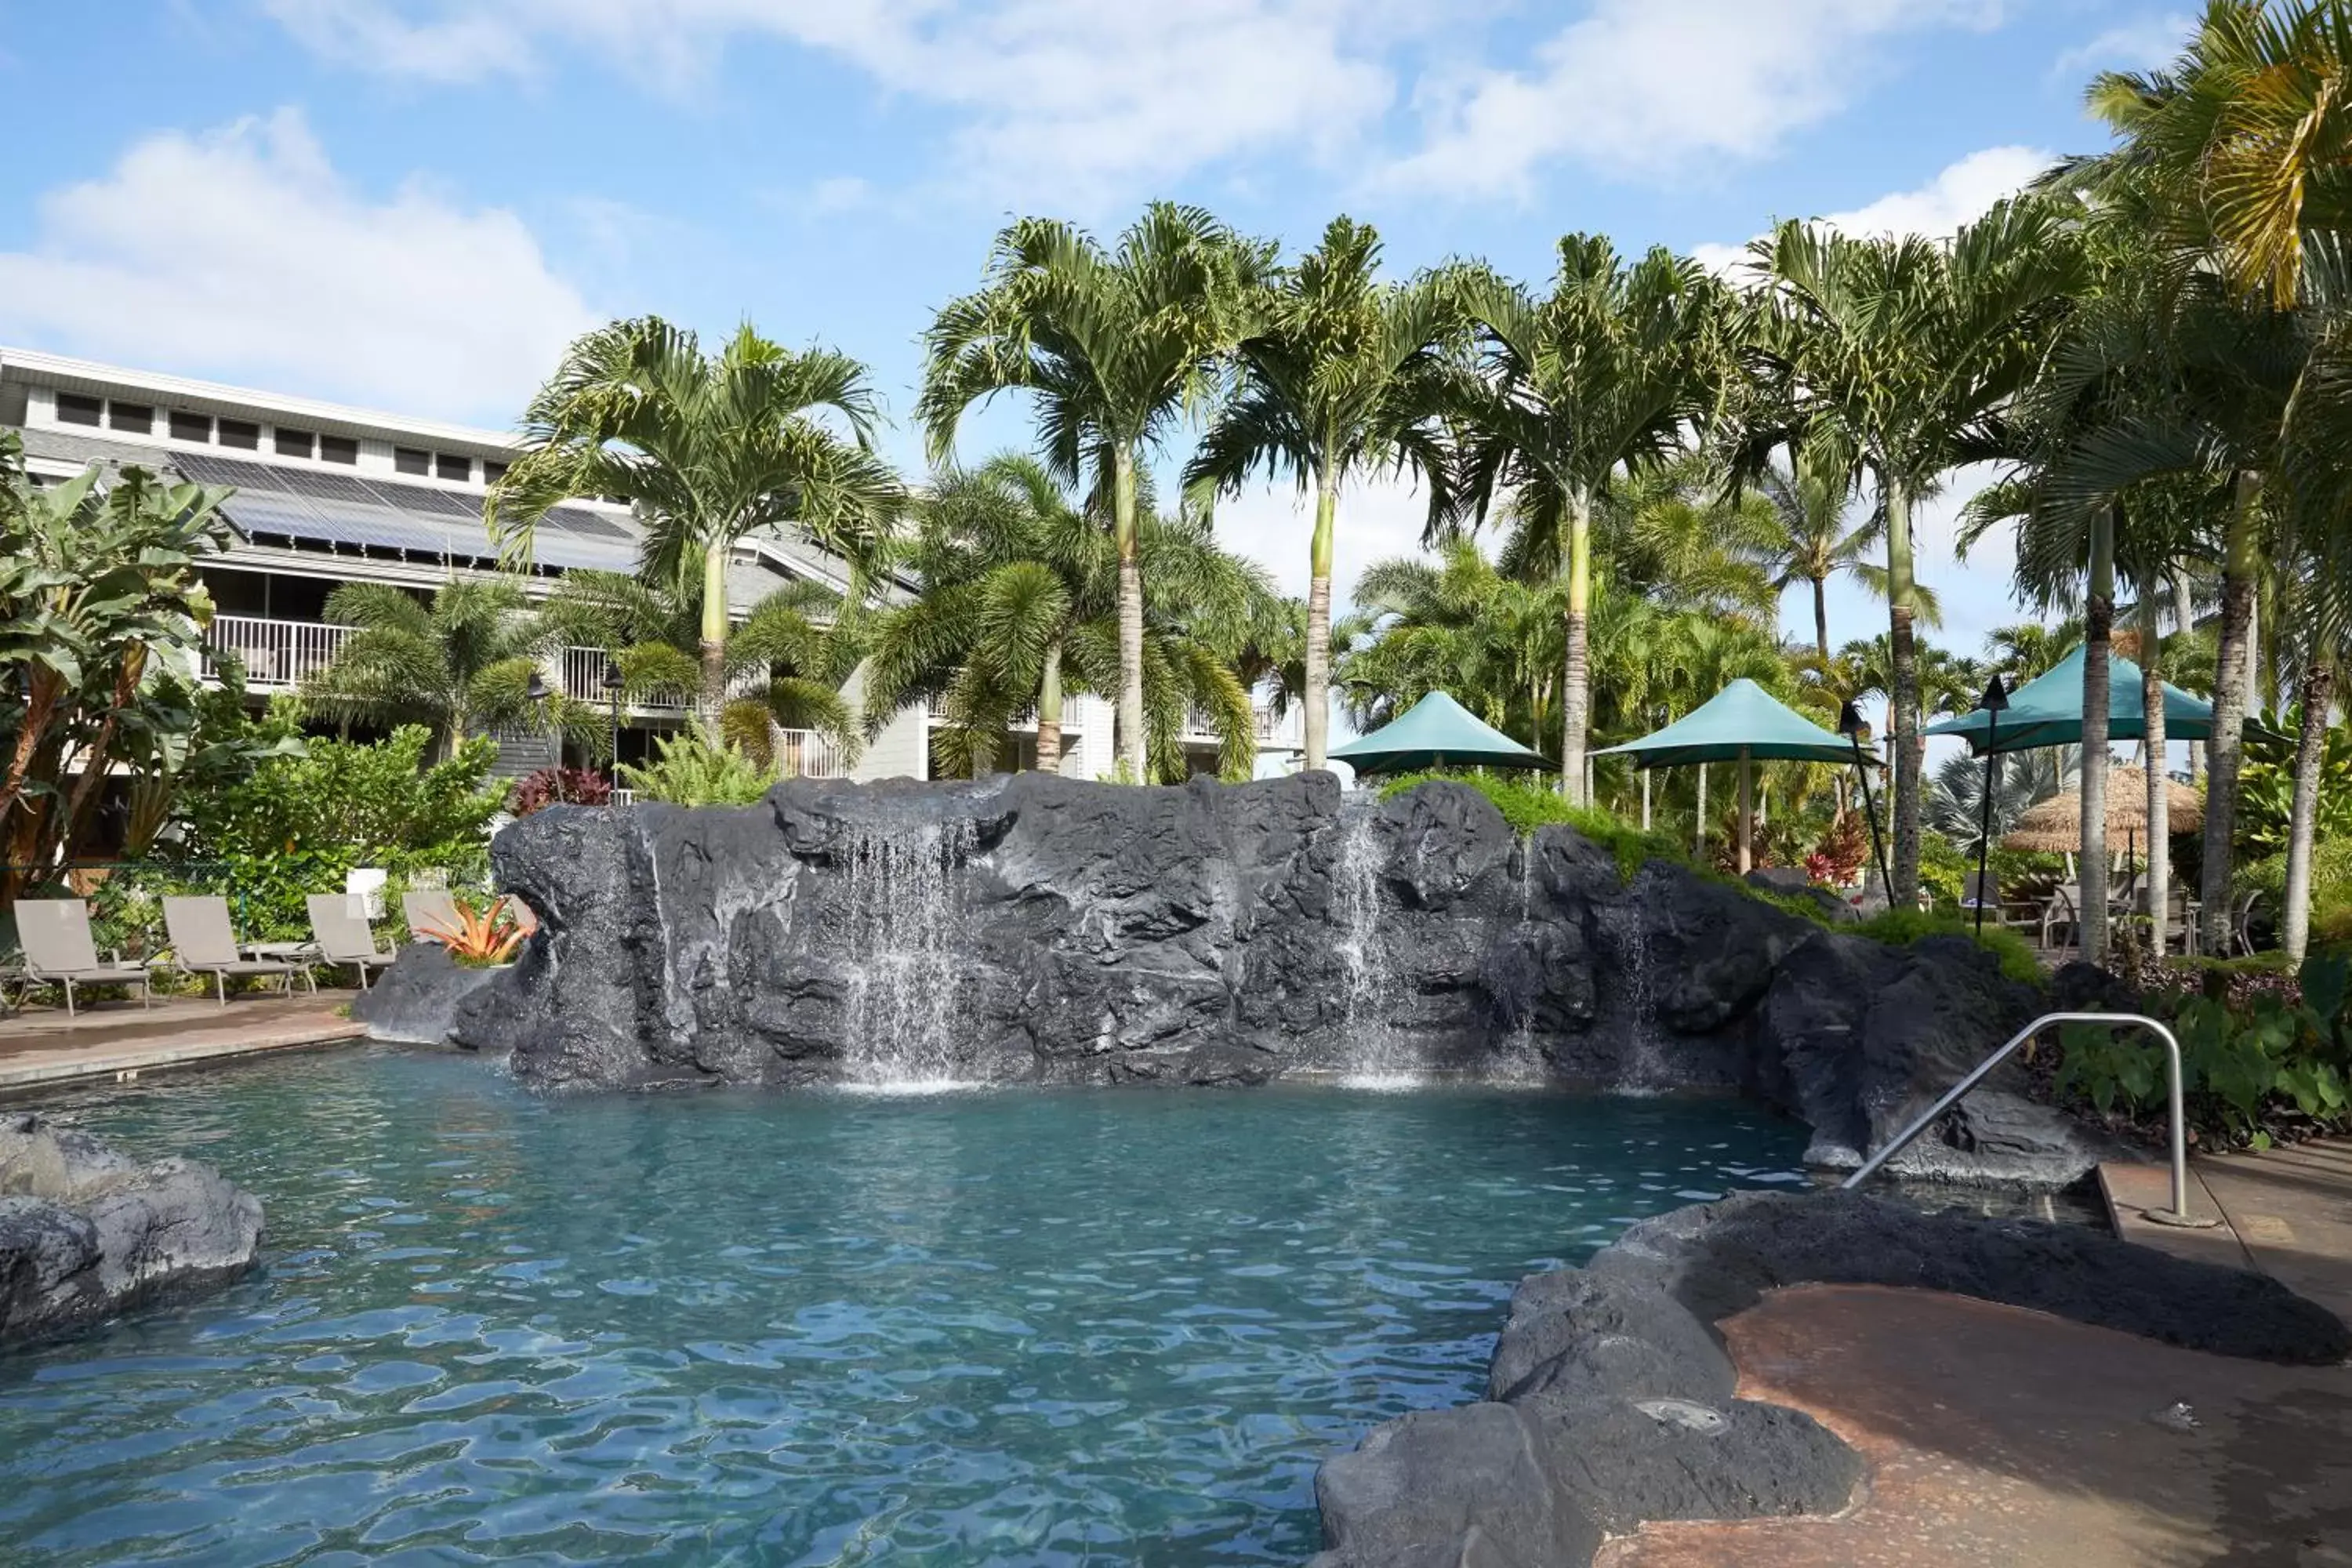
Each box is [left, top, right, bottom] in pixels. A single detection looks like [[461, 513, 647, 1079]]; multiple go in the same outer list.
[[0, 0, 2199, 695]]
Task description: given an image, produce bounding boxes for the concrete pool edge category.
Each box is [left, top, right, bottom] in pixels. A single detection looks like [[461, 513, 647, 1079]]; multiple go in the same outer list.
[[1305, 1189, 2352, 1567]]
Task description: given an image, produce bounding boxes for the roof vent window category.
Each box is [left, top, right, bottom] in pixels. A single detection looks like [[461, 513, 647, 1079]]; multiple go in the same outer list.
[[217, 419, 260, 450], [435, 452, 471, 482], [394, 447, 430, 476], [56, 392, 103, 427], [109, 402, 154, 434], [320, 434, 359, 465], [169, 411, 212, 442], [274, 426, 316, 459]]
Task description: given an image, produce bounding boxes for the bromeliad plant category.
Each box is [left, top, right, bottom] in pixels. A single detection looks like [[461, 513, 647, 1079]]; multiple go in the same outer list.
[[416, 893, 525, 967]]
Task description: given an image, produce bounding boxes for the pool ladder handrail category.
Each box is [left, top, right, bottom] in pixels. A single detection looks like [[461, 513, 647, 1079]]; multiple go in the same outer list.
[[1841, 1011, 2212, 1228]]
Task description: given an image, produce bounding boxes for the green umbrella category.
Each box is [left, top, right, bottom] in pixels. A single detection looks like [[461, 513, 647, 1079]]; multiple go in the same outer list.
[[1592, 678, 1866, 873], [1923, 644, 2212, 755], [1328, 691, 1551, 776]]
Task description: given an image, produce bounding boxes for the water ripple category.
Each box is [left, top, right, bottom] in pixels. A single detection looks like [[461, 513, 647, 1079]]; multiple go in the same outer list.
[[1, 1050, 1805, 1564]]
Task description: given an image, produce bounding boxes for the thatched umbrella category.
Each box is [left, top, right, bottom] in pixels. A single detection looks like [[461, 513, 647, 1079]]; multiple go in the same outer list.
[[2002, 766, 2204, 855]]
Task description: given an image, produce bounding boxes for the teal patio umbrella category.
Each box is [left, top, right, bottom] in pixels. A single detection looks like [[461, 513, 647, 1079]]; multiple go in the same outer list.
[[1328, 691, 1551, 776], [1923, 644, 2212, 755], [1592, 678, 1865, 873]]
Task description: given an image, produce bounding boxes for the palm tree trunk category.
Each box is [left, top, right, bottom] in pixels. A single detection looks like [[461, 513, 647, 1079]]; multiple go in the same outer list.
[[2281, 656, 2335, 964], [699, 540, 731, 736], [1694, 764, 1708, 857], [0, 667, 65, 843], [1304, 475, 1338, 771], [2078, 506, 2114, 965], [1559, 485, 1593, 805], [1035, 641, 1065, 775], [2141, 572, 2170, 954], [1812, 575, 1831, 670], [1112, 447, 1145, 782], [2200, 471, 2263, 955], [1884, 477, 1922, 906], [2173, 568, 2202, 784]]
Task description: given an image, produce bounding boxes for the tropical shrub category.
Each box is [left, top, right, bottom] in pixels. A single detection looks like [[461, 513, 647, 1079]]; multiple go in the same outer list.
[[181, 724, 504, 868], [511, 766, 612, 816], [1377, 771, 1683, 878], [414, 893, 524, 967], [1851, 907, 2043, 986], [616, 728, 775, 806], [2055, 947, 2352, 1145], [2235, 711, 2352, 858]]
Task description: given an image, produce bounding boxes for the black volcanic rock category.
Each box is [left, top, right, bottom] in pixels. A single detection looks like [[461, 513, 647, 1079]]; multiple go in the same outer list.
[[0, 1113, 263, 1345], [351, 942, 508, 1047], [466, 773, 2107, 1185], [1308, 1189, 2350, 1567]]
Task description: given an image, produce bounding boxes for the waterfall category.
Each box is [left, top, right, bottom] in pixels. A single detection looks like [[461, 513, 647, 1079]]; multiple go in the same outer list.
[[1494, 839, 1545, 1082], [1601, 901, 1664, 1094], [1332, 805, 1413, 1086], [840, 818, 978, 1088]]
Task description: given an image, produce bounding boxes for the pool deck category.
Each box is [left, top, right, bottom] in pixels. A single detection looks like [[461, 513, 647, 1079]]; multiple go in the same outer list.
[[0, 992, 366, 1095]]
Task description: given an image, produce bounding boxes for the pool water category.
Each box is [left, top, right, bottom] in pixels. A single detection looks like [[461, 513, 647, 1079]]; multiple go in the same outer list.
[[0, 1050, 1807, 1565]]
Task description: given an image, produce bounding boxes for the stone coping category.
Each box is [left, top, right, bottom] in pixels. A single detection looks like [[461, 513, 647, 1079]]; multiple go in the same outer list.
[[1308, 1189, 2351, 1567]]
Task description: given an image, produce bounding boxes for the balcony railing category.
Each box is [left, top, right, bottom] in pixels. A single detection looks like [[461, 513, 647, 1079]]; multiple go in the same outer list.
[[204, 616, 354, 688], [559, 647, 693, 713]]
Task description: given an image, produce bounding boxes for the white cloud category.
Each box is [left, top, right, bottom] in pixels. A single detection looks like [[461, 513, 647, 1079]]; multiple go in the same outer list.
[[1691, 143, 2052, 274], [0, 109, 594, 423], [1211, 472, 1432, 612], [2053, 14, 2192, 81], [1385, 0, 2003, 198], [263, 0, 1409, 205]]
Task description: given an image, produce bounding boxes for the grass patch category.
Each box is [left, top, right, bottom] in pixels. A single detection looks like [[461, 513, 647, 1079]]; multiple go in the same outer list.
[[1853, 908, 2044, 986], [1377, 771, 1683, 881]]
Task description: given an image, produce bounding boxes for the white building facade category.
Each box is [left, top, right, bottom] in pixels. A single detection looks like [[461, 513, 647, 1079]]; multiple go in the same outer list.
[[1, 349, 1301, 786]]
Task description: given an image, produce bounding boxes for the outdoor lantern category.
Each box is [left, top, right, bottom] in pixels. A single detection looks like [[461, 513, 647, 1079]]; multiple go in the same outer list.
[[1838, 701, 1893, 907], [1972, 674, 2010, 935], [524, 671, 550, 703]]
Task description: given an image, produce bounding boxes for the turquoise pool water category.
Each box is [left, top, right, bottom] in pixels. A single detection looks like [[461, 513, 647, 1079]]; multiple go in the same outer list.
[[0, 1050, 1807, 1565]]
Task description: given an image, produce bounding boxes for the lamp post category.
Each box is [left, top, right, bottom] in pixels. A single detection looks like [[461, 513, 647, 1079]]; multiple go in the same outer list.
[[601, 659, 626, 771], [1973, 673, 2010, 935], [1838, 700, 1893, 909]]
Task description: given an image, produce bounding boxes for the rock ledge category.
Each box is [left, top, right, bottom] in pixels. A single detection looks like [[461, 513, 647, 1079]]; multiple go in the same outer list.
[[1308, 1189, 2352, 1566], [0, 1113, 263, 1345]]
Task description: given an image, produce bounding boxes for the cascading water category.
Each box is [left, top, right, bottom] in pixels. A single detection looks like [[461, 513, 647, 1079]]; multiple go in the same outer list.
[[840, 818, 978, 1089], [1333, 804, 1414, 1087], [1496, 840, 1545, 1082], [1599, 902, 1664, 1093]]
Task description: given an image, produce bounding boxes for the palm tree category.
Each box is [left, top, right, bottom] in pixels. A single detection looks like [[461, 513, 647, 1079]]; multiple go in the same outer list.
[[1748, 448, 1878, 667], [1737, 198, 2085, 905], [862, 456, 1109, 775], [301, 579, 584, 759], [490, 318, 902, 732], [1185, 216, 1465, 771], [920, 205, 1270, 780], [1448, 237, 1729, 804], [539, 565, 865, 768]]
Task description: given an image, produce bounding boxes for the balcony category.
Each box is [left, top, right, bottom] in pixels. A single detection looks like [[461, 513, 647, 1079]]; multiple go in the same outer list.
[[559, 646, 690, 713], [203, 615, 354, 688]]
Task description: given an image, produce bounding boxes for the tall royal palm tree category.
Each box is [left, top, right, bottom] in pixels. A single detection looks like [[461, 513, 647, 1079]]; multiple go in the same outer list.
[[920, 204, 1271, 781], [1748, 448, 1884, 668], [1738, 198, 2085, 904], [302, 579, 585, 759], [1185, 216, 1466, 771], [1449, 236, 1730, 804], [489, 318, 902, 733]]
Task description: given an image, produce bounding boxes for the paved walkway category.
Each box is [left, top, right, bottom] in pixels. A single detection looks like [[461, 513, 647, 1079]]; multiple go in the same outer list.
[[0, 992, 365, 1094], [1602, 1283, 2352, 1567]]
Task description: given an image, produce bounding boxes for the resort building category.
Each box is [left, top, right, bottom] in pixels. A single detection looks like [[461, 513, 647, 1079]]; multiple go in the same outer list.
[[0, 348, 1302, 788]]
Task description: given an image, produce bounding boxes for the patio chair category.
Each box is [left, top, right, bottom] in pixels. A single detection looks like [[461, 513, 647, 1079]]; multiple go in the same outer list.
[[1960, 871, 2038, 935], [15, 898, 152, 1017], [401, 888, 463, 943], [162, 896, 309, 1004], [305, 894, 396, 989], [2038, 884, 2082, 953]]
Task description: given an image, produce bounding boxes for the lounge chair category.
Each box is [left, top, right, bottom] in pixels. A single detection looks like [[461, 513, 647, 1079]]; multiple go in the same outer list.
[[305, 894, 395, 989], [162, 896, 309, 1004], [2038, 884, 2082, 953], [15, 898, 152, 1017], [401, 888, 463, 943]]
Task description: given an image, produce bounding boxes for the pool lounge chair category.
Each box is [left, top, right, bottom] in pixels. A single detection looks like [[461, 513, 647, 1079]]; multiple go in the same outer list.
[[15, 898, 152, 1017], [401, 888, 463, 943], [162, 896, 310, 1004], [306, 894, 396, 989]]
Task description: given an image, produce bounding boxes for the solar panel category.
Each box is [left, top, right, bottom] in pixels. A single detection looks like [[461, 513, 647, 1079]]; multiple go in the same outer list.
[[528, 534, 638, 572], [362, 478, 484, 518], [544, 505, 634, 543], [222, 492, 456, 555]]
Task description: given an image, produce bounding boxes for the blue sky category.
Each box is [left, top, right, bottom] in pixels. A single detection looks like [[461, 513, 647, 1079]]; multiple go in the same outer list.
[[0, 0, 2195, 670]]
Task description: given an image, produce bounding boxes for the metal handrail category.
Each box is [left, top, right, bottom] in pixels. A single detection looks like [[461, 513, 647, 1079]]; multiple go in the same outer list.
[[1842, 1011, 2208, 1228]]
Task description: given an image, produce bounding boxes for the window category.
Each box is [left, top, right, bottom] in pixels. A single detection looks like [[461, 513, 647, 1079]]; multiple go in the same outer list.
[[319, 434, 359, 465], [481, 459, 508, 484], [274, 426, 316, 459], [109, 402, 154, 434], [217, 418, 260, 449], [169, 410, 212, 442], [394, 446, 431, 476], [435, 452, 471, 482], [56, 392, 102, 426]]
